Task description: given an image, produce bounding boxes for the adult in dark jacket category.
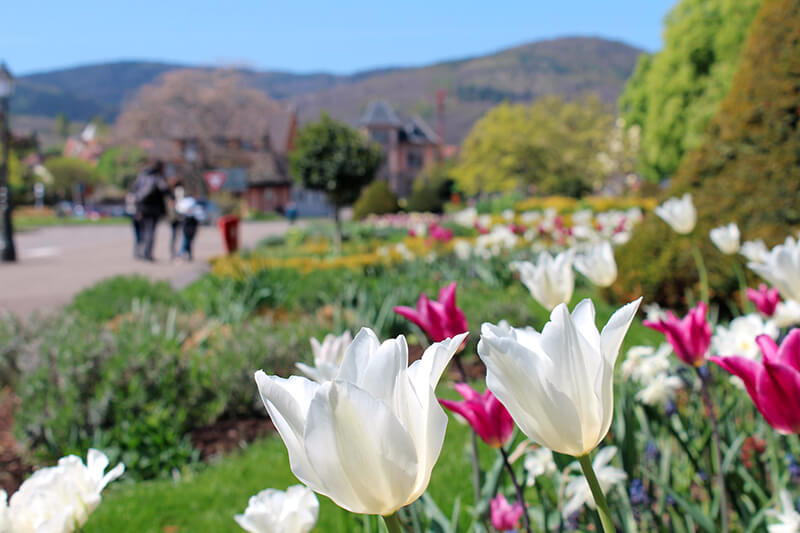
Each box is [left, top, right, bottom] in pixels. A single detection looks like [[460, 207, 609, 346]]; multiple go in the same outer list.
[[132, 161, 171, 261]]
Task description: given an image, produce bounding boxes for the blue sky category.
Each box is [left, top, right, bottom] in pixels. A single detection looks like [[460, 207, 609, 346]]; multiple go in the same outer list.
[[4, 1, 676, 75]]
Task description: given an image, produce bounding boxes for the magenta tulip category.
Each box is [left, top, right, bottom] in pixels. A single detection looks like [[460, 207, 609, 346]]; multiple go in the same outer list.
[[711, 330, 800, 434], [644, 302, 711, 367], [439, 383, 515, 448], [746, 284, 780, 317], [394, 282, 468, 343], [490, 493, 524, 531]]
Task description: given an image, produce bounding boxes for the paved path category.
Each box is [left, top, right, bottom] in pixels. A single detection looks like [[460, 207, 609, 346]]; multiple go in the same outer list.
[[0, 220, 293, 317]]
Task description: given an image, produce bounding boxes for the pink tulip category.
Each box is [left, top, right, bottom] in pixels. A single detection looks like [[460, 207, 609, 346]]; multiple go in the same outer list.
[[490, 493, 523, 531], [394, 282, 468, 343], [439, 383, 515, 448], [644, 302, 711, 367], [711, 330, 800, 434], [429, 224, 453, 243], [746, 284, 780, 317]]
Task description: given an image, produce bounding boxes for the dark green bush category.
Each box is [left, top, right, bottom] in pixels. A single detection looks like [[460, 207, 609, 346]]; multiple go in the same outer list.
[[615, 0, 800, 309], [352, 179, 399, 219], [0, 313, 26, 389], [69, 275, 184, 322], [14, 306, 210, 479], [406, 163, 455, 213]]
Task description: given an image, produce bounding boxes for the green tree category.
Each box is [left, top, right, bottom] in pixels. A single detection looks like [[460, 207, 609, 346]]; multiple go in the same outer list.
[[94, 145, 147, 188], [45, 156, 97, 201], [54, 113, 70, 140], [619, 0, 762, 181], [452, 95, 613, 197], [352, 180, 399, 219], [406, 161, 455, 213], [614, 0, 800, 308], [289, 114, 383, 239]]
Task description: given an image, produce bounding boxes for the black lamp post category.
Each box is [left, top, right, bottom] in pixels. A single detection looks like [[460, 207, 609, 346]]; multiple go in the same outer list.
[[0, 62, 16, 262]]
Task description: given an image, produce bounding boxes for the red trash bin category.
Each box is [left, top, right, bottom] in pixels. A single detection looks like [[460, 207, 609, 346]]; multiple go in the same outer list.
[[217, 215, 240, 254]]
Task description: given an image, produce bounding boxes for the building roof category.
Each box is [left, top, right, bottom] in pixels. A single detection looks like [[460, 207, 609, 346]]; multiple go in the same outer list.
[[401, 116, 440, 145], [359, 100, 403, 127]]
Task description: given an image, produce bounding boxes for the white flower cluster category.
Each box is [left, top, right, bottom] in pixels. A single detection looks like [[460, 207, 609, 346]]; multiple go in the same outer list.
[[622, 344, 684, 407], [1, 449, 124, 533]]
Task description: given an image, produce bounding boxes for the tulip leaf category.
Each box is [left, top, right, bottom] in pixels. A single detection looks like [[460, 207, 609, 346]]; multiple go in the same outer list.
[[643, 469, 716, 532], [475, 453, 505, 517]]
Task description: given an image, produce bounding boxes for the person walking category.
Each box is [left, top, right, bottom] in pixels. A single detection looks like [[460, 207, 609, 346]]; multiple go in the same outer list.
[[175, 197, 202, 261], [166, 178, 184, 260], [124, 192, 142, 259], [132, 161, 171, 261]]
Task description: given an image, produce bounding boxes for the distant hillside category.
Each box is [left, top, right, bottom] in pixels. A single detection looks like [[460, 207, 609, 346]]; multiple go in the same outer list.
[[13, 37, 643, 143]]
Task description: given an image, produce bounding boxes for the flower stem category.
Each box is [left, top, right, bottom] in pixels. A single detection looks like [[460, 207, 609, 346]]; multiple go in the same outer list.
[[577, 454, 615, 533], [382, 512, 404, 533], [691, 244, 710, 304], [470, 431, 481, 510], [696, 367, 729, 533], [732, 261, 752, 313], [500, 446, 532, 533]]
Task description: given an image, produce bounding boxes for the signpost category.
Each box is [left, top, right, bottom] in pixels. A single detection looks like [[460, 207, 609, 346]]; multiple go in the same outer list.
[[203, 170, 227, 192]]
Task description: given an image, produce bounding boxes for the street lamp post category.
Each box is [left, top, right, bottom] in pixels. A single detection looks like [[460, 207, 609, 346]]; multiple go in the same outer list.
[[0, 62, 16, 262]]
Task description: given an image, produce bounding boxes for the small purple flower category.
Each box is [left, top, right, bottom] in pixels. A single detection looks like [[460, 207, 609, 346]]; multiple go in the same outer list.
[[629, 479, 649, 507], [664, 400, 678, 417], [644, 442, 661, 462]]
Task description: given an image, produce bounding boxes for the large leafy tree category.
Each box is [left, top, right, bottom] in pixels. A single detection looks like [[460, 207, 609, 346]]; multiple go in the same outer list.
[[452, 96, 613, 198], [614, 0, 800, 308], [289, 114, 382, 236], [619, 0, 762, 181]]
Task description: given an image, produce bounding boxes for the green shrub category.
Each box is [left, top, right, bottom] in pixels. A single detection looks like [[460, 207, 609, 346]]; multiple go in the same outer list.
[[0, 313, 26, 389], [69, 275, 183, 322], [14, 305, 220, 479], [406, 163, 454, 213], [615, 0, 800, 308], [352, 180, 399, 219]]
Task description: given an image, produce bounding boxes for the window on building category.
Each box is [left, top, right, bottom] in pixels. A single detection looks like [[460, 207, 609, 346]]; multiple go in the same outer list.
[[371, 129, 390, 144], [407, 149, 423, 171]]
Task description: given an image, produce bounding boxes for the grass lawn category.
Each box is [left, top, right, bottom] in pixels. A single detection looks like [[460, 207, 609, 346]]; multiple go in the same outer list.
[[14, 212, 129, 231], [85, 391, 491, 533]]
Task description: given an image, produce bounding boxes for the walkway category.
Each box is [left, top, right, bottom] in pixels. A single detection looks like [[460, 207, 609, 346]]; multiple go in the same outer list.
[[0, 220, 292, 317]]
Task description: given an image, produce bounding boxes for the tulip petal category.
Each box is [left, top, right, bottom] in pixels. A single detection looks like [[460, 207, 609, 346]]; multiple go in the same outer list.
[[600, 298, 643, 366], [776, 329, 800, 370], [541, 303, 604, 451], [759, 360, 800, 434], [255, 372, 323, 489], [710, 355, 761, 409], [756, 334, 780, 363], [479, 324, 585, 455], [304, 381, 418, 515], [407, 333, 468, 392], [340, 335, 407, 407]]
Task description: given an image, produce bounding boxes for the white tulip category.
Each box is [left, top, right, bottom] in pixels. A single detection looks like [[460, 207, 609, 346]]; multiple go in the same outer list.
[[635, 373, 683, 406], [478, 298, 641, 457], [255, 329, 468, 516], [574, 242, 617, 288], [774, 300, 800, 328], [562, 446, 627, 518], [767, 490, 800, 533], [655, 194, 696, 234], [748, 237, 800, 302], [711, 313, 779, 360], [8, 449, 124, 532], [235, 485, 319, 533], [296, 331, 353, 382], [524, 447, 556, 487], [512, 251, 575, 311], [740, 239, 769, 263], [709, 223, 740, 255]]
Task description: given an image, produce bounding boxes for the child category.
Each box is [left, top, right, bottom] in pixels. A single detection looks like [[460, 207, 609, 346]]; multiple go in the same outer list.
[[175, 197, 204, 261]]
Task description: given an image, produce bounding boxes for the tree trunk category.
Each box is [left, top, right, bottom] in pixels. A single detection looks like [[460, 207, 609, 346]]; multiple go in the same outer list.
[[332, 205, 342, 252]]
